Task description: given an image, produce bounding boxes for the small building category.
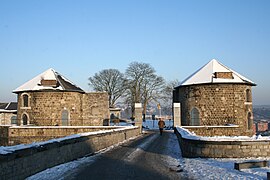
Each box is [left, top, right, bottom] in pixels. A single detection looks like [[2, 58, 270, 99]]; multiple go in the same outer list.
[[0, 102, 17, 125], [109, 107, 121, 119], [109, 107, 122, 125], [173, 59, 256, 136], [254, 120, 269, 133], [13, 68, 109, 126]]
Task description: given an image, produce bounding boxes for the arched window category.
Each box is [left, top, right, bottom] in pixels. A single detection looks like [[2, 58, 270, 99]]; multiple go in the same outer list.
[[23, 94, 29, 107], [190, 107, 200, 126], [22, 114, 28, 125], [246, 89, 252, 102], [11, 116, 17, 125], [247, 112, 252, 130], [61, 110, 69, 126]]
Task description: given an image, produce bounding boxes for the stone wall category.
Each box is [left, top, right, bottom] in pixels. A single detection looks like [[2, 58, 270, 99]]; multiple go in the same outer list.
[[17, 91, 109, 126], [175, 127, 270, 158], [0, 126, 140, 179], [0, 126, 126, 146], [0, 112, 16, 125], [82, 92, 110, 126], [0, 126, 9, 146], [182, 126, 252, 137], [175, 84, 254, 136]]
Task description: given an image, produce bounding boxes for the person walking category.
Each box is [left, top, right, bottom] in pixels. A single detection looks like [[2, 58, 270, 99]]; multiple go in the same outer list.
[[158, 119, 165, 135]]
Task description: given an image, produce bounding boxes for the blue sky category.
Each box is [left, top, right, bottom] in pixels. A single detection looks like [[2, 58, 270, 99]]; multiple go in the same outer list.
[[0, 0, 269, 105]]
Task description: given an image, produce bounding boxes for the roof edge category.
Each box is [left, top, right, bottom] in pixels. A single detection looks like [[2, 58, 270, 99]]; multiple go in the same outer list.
[[175, 82, 256, 89], [13, 89, 85, 94]]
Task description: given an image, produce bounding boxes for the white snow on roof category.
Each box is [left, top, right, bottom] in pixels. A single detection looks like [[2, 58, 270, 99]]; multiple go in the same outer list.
[[13, 68, 61, 92], [180, 59, 256, 86], [13, 68, 83, 93]]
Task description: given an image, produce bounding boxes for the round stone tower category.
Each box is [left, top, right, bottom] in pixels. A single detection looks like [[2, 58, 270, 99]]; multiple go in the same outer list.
[[173, 59, 256, 136]]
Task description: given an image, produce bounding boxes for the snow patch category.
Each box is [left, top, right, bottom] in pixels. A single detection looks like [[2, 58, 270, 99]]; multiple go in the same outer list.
[[176, 126, 270, 141], [126, 133, 159, 161], [180, 59, 255, 86]]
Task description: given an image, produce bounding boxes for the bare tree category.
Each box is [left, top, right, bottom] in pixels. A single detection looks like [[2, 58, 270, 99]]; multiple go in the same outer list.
[[141, 74, 165, 116], [125, 62, 165, 119], [88, 69, 126, 108], [161, 79, 179, 115]]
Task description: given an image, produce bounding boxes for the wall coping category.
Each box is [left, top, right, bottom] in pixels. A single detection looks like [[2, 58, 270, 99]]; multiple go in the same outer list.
[[7, 126, 125, 129], [176, 126, 270, 143], [181, 125, 239, 128], [0, 125, 140, 179], [175, 126, 270, 158]]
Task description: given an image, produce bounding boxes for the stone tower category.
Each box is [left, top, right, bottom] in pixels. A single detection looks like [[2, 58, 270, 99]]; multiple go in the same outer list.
[[13, 68, 109, 126], [173, 59, 256, 136]]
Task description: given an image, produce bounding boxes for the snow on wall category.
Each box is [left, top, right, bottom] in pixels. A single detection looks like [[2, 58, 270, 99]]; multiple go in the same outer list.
[[176, 126, 270, 141], [0, 126, 136, 155], [0, 126, 140, 179], [176, 126, 270, 158]]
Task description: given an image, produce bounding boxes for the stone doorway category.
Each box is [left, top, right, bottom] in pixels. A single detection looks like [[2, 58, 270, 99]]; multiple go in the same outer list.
[[22, 114, 28, 125]]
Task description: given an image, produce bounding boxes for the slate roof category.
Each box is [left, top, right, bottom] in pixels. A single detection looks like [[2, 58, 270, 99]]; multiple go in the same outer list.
[[6, 102, 18, 110], [178, 59, 256, 87], [0, 103, 7, 109], [13, 68, 85, 93], [0, 102, 17, 112]]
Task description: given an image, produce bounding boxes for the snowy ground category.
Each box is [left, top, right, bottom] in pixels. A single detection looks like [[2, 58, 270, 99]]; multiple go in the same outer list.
[[26, 136, 141, 180], [143, 119, 174, 130], [181, 157, 270, 180], [110, 119, 174, 130], [25, 121, 270, 179], [176, 126, 270, 179]]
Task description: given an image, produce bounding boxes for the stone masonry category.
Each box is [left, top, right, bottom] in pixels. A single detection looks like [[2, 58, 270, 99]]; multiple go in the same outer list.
[[175, 127, 270, 158], [0, 126, 130, 146], [0, 126, 140, 179], [0, 113, 14, 125], [173, 59, 256, 137], [16, 91, 109, 126], [174, 84, 254, 136]]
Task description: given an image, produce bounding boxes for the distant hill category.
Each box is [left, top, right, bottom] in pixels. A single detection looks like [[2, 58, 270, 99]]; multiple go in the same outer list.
[[253, 105, 270, 108], [253, 105, 270, 121]]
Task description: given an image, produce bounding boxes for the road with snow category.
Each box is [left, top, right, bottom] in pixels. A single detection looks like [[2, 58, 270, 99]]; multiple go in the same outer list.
[[62, 131, 182, 180], [27, 128, 270, 180]]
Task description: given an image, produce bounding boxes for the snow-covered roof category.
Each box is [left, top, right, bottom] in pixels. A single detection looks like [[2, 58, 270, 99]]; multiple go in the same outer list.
[[13, 68, 84, 93], [179, 59, 256, 87]]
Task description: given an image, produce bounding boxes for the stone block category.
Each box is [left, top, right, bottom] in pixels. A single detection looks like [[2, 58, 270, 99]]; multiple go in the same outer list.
[[242, 149, 251, 153], [234, 161, 268, 170]]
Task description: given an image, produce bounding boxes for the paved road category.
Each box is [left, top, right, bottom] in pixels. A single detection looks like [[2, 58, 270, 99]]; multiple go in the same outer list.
[[66, 130, 183, 180]]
